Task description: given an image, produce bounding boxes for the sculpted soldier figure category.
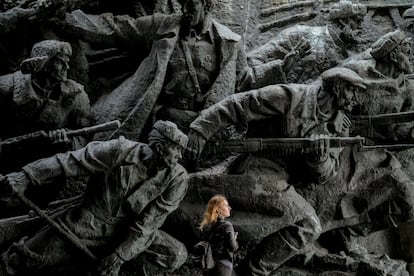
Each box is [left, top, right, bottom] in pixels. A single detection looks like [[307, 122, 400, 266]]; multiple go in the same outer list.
[[341, 30, 414, 124], [247, 0, 367, 83], [187, 64, 414, 275], [56, 0, 301, 139], [185, 67, 368, 276], [339, 29, 414, 274], [0, 40, 91, 172], [0, 120, 188, 276]]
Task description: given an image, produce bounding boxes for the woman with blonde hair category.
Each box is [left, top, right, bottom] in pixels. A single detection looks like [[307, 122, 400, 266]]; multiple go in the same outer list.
[[199, 195, 239, 276]]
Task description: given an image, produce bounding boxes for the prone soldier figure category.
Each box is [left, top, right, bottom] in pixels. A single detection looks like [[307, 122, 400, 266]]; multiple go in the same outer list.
[[247, 0, 367, 84], [0, 120, 189, 276], [340, 29, 414, 141]]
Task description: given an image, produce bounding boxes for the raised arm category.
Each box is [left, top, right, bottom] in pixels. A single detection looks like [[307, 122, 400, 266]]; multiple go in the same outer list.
[[59, 10, 176, 48]]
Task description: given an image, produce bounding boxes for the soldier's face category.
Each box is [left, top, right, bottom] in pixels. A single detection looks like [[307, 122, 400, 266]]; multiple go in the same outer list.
[[394, 41, 413, 74], [161, 144, 182, 168], [45, 53, 70, 82], [182, 0, 206, 27], [342, 16, 363, 43], [336, 82, 360, 112]]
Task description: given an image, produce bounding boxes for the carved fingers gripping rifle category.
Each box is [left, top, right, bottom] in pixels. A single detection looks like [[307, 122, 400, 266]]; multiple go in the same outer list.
[[0, 120, 121, 149]]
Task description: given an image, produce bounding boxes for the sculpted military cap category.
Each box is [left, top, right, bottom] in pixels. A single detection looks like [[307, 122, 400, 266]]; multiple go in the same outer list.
[[21, 40, 72, 74], [322, 67, 366, 89], [371, 30, 407, 59], [152, 120, 188, 148]]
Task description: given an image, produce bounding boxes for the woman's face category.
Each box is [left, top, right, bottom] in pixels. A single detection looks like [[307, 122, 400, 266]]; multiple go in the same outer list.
[[218, 200, 231, 218]]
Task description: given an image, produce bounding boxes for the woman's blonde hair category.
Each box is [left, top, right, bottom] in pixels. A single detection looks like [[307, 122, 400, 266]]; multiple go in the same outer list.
[[199, 194, 227, 230]]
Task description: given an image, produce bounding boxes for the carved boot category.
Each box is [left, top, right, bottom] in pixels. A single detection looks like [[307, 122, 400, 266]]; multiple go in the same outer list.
[[399, 221, 414, 275]]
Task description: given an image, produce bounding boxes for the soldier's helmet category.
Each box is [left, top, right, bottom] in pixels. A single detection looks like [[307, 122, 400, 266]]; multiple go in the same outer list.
[[370, 30, 408, 59], [150, 120, 188, 148], [20, 40, 72, 74]]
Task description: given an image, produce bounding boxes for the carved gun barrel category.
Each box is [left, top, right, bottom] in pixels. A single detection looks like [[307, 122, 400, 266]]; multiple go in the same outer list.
[[208, 136, 365, 155]]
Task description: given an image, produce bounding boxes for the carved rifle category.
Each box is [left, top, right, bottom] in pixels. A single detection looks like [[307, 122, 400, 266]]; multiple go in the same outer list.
[[0, 120, 121, 149], [206, 136, 365, 155], [0, 174, 97, 261], [0, 195, 82, 246]]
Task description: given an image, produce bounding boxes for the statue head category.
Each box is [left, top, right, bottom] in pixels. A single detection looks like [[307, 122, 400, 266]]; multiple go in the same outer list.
[[370, 30, 413, 74], [179, 0, 216, 29], [148, 120, 188, 168], [322, 67, 366, 112], [20, 40, 72, 82], [328, 1, 367, 43]]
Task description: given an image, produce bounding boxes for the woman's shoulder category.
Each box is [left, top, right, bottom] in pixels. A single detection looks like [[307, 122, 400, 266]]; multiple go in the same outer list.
[[216, 218, 234, 233]]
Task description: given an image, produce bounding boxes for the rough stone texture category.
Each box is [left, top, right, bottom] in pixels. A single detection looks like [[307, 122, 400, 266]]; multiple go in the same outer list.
[[2, 1, 414, 275]]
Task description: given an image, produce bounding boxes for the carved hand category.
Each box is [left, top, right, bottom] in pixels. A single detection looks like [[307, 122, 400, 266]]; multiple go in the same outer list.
[[185, 130, 207, 160], [48, 129, 70, 145], [282, 38, 311, 73], [332, 111, 351, 137], [308, 134, 331, 163], [3, 171, 31, 195]]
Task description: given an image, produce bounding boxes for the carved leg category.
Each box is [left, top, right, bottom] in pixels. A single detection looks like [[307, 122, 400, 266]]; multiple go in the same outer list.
[[239, 215, 321, 276], [124, 230, 188, 276]]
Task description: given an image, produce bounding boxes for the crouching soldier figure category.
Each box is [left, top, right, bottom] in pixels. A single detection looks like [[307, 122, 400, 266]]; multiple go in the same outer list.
[[0, 120, 188, 276]]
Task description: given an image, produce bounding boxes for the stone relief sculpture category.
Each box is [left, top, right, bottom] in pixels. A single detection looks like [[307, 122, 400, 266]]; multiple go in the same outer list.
[[53, 0, 304, 141], [247, 1, 367, 84], [185, 67, 366, 275], [0, 120, 188, 276], [0, 40, 92, 217], [339, 30, 414, 142], [0, 40, 91, 170], [1, 1, 414, 276]]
